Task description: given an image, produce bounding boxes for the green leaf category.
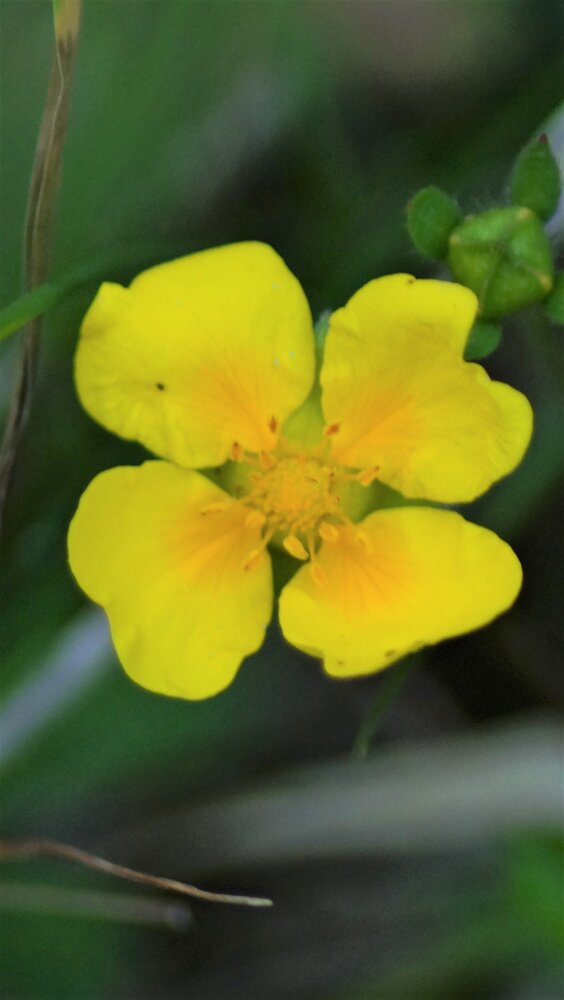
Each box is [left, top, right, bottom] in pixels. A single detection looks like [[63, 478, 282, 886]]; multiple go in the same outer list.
[[510, 135, 562, 221], [0, 242, 186, 345], [464, 319, 503, 360], [544, 272, 564, 325], [508, 834, 564, 951], [0, 284, 61, 344], [406, 186, 462, 260]]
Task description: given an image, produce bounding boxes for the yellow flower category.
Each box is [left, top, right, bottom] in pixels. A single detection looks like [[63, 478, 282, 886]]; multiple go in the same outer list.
[[68, 242, 533, 700]]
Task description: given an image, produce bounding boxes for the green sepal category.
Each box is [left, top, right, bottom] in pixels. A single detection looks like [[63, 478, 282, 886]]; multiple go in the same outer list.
[[510, 135, 562, 221], [464, 319, 503, 361], [406, 186, 462, 260], [313, 309, 331, 360], [361, 480, 432, 518], [448, 206, 554, 319], [544, 272, 564, 326]]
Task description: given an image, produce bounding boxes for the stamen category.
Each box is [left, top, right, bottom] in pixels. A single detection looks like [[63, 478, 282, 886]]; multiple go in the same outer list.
[[200, 501, 229, 515], [243, 548, 264, 571], [268, 416, 278, 434], [234, 441, 361, 571], [309, 562, 327, 587], [325, 422, 340, 437], [242, 527, 276, 571], [245, 509, 266, 529], [318, 521, 340, 543], [260, 451, 276, 469], [356, 529, 374, 554], [357, 466, 380, 487], [283, 535, 309, 560]]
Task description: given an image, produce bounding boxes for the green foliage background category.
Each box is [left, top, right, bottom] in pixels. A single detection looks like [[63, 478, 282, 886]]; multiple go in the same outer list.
[[1, 2, 563, 997]]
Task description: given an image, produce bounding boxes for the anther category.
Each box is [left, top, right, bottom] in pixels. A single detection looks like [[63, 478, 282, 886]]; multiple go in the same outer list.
[[318, 521, 340, 543], [200, 501, 229, 515], [283, 535, 309, 561], [268, 415, 278, 434], [309, 563, 327, 587], [325, 422, 340, 436], [357, 466, 380, 487], [230, 441, 243, 462], [260, 451, 276, 469], [244, 509, 267, 529], [356, 530, 374, 554], [243, 548, 264, 571]]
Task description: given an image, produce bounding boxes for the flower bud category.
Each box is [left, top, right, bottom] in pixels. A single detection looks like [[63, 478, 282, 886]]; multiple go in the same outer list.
[[464, 320, 502, 361], [448, 206, 554, 318], [544, 272, 564, 326], [406, 186, 462, 259], [510, 135, 562, 221]]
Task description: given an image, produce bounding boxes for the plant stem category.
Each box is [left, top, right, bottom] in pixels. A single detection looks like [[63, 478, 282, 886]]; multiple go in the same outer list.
[[352, 657, 416, 759], [0, 0, 82, 537], [0, 838, 272, 908]]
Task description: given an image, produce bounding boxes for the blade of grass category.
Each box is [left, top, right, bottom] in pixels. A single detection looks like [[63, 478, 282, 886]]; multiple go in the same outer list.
[[0, 881, 193, 932], [0, 284, 63, 344], [0, 0, 82, 537], [0, 240, 189, 345]]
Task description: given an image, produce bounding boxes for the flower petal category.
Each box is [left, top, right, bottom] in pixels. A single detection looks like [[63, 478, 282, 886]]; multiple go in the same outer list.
[[76, 243, 315, 467], [321, 275, 532, 502], [68, 462, 273, 699], [279, 506, 522, 677]]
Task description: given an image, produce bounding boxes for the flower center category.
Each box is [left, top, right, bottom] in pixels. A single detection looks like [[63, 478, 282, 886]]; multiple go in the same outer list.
[[201, 425, 379, 583], [237, 448, 349, 576], [247, 455, 340, 533]]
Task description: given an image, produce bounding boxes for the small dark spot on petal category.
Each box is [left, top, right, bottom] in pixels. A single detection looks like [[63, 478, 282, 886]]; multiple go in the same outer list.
[[385, 649, 396, 657], [156, 382, 165, 391]]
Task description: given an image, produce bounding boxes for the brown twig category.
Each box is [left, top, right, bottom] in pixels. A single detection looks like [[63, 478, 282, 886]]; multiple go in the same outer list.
[[0, 1, 82, 537], [0, 838, 273, 908]]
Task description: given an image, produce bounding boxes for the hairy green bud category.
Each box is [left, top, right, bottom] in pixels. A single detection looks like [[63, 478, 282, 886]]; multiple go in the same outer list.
[[448, 206, 554, 319]]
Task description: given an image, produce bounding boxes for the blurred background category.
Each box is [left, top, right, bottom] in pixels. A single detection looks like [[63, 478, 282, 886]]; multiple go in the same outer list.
[[1, 1, 563, 997]]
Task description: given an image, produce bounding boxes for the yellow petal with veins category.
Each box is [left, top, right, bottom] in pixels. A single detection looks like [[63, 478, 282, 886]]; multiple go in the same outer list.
[[76, 243, 315, 468], [279, 506, 522, 677], [321, 275, 532, 502], [68, 462, 273, 699]]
